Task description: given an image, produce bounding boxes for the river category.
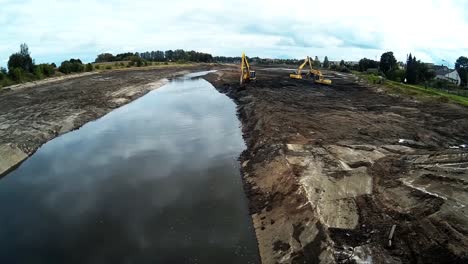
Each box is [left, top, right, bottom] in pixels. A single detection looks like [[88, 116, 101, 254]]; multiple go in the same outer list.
[[0, 71, 259, 263]]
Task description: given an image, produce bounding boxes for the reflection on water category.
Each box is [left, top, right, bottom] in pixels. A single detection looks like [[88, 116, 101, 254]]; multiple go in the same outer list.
[[0, 72, 259, 264]]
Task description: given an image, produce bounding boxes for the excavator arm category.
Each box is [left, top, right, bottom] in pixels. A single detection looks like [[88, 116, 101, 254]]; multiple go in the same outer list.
[[290, 55, 332, 85], [290, 57, 310, 79], [240, 52, 256, 85]]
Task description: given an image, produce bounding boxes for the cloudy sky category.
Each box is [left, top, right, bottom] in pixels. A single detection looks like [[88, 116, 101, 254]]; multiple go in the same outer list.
[[1, 0, 467, 67]]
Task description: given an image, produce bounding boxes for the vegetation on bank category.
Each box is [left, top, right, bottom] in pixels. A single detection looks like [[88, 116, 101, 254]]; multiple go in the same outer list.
[[355, 71, 468, 107], [0, 45, 205, 89], [1, 44, 56, 88], [313, 50, 468, 106], [95, 49, 213, 64]]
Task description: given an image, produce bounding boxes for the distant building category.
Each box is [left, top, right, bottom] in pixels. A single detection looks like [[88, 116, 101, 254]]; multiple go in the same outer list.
[[435, 68, 461, 86], [433, 65, 449, 72]]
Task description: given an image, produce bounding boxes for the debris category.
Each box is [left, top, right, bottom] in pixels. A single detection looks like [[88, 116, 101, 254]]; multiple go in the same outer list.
[[388, 225, 396, 248]]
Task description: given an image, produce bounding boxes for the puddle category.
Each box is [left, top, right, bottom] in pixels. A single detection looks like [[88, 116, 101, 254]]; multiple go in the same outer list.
[[0, 72, 259, 263]]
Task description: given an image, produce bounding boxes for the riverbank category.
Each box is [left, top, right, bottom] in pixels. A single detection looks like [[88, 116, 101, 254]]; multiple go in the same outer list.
[[0, 64, 212, 176], [205, 68, 468, 263]]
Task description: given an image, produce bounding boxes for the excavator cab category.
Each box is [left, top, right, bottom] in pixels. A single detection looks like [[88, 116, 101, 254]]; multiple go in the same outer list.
[[290, 56, 332, 85], [240, 52, 256, 85]]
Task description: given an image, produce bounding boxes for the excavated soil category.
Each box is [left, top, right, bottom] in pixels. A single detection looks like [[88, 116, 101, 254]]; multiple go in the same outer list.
[[0, 65, 212, 176], [205, 67, 468, 264]]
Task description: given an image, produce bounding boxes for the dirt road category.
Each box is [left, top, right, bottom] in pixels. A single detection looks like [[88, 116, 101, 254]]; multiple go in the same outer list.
[[0, 65, 211, 176], [205, 67, 468, 263]]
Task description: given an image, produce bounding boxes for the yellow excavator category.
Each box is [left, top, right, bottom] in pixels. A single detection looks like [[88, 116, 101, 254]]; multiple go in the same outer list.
[[290, 56, 332, 85], [240, 52, 256, 85]]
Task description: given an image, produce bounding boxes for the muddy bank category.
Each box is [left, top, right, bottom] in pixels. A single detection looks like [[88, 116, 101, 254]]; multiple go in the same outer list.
[[205, 68, 468, 263], [0, 65, 212, 176]]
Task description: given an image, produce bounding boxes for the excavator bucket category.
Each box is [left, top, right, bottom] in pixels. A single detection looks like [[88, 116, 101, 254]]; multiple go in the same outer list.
[[316, 78, 332, 85], [289, 73, 303, 79]]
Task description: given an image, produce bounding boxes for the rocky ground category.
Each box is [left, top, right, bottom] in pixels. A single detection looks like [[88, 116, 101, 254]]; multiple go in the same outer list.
[[0, 65, 212, 176], [205, 67, 468, 264]]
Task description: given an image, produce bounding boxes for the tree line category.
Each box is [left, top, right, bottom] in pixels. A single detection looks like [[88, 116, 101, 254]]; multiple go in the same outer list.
[[321, 51, 467, 88], [95, 49, 213, 63], [214, 56, 306, 65], [0, 44, 57, 87], [1, 45, 216, 88], [2, 43, 467, 89], [307, 52, 467, 88], [0, 43, 98, 88]]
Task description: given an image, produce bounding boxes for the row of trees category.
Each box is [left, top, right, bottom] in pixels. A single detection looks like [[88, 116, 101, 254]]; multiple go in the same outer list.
[[1, 44, 103, 87], [355, 52, 467, 87], [404, 54, 434, 84], [0, 44, 56, 86], [3, 43, 466, 89], [213, 55, 332, 67], [95, 49, 214, 63], [358, 51, 435, 85]]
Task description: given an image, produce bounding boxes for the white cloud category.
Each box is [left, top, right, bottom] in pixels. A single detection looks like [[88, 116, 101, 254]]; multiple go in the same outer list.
[[0, 0, 467, 66]]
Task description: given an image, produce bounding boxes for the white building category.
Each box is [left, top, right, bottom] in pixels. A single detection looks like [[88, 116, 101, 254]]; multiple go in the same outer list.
[[435, 69, 461, 86]]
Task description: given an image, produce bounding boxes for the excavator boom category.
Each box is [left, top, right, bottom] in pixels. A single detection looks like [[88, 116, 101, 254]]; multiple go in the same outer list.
[[240, 52, 256, 85], [289, 57, 310, 79]]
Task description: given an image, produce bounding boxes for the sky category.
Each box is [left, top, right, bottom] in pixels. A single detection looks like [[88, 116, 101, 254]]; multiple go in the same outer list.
[[1, 0, 467, 67]]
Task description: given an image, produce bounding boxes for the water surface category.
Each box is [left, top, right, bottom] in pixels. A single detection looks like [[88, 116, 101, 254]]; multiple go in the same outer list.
[[0, 71, 259, 263]]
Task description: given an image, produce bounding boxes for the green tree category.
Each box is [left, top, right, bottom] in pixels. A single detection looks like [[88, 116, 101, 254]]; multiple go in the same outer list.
[[323, 56, 330, 68], [128, 56, 143, 67], [59, 59, 84, 74], [358, 58, 379, 72], [405, 54, 435, 84], [405, 54, 417, 84], [417, 62, 435, 83], [388, 69, 406, 82], [314, 56, 321, 67], [8, 43, 34, 72], [9, 68, 26, 82], [339, 60, 345, 67], [455, 56, 468, 86], [114, 52, 135, 61], [379, 51, 397, 76], [85, 63, 93, 72], [165, 50, 174, 61], [95, 53, 115, 63], [0, 71, 6, 81]]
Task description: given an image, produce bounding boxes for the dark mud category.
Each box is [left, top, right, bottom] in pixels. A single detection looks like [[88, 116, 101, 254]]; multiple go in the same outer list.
[[205, 67, 468, 263]]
